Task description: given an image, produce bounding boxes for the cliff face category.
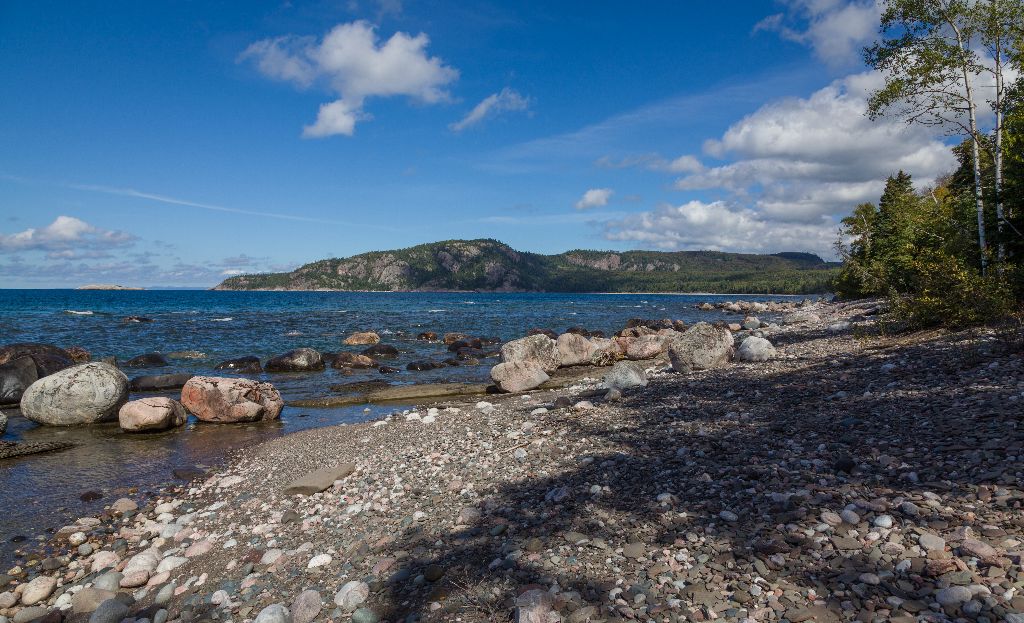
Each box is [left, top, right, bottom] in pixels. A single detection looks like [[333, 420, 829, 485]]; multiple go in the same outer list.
[[213, 239, 839, 294]]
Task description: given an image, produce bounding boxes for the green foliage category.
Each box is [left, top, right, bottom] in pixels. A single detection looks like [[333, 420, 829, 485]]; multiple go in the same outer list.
[[216, 239, 840, 294]]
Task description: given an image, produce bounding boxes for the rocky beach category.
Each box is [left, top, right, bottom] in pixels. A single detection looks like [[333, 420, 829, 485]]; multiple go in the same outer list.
[[1, 298, 1022, 623]]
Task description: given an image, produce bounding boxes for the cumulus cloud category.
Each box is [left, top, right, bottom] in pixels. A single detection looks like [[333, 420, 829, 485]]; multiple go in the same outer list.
[[678, 72, 956, 223], [449, 88, 531, 132], [604, 200, 840, 256], [754, 0, 882, 67], [0, 216, 135, 254], [240, 21, 459, 137], [574, 188, 614, 210]]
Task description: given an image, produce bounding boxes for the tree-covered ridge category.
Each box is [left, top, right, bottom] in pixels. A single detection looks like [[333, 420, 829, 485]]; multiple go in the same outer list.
[[214, 239, 839, 294]]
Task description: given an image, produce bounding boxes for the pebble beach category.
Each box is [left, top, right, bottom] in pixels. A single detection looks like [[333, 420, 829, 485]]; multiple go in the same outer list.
[[2, 300, 1024, 623]]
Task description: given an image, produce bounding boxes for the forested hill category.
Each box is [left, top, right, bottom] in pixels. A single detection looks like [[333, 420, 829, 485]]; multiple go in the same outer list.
[[213, 239, 840, 294]]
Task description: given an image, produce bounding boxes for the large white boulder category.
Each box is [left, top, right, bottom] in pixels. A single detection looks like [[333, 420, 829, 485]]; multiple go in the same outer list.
[[21, 362, 128, 426], [668, 322, 733, 373]]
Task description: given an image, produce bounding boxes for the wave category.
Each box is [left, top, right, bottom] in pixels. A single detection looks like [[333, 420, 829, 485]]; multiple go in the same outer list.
[[64, 310, 94, 315], [211, 317, 233, 322], [285, 331, 303, 336], [427, 309, 447, 313]]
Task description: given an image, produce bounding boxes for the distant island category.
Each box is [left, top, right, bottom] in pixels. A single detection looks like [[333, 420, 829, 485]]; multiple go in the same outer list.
[[214, 239, 839, 294], [75, 284, 145, 290]]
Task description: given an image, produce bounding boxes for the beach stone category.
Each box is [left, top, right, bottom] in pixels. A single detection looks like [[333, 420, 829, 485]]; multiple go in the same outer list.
[[343, 332, 380, 345], [500, 335, 559, 372], [283, 463, 355, 495], [291, 590, 322, 623], [93, 571, 123, 592], [155, 556, 186, 573], [782, 310, 821, 325], [265, 348, 324, 373], [254, 604, 291, 623], [514, 589, 556, 623], [110, 497, 137, 513], [88, 599, 128, 623], [154, 583, 175, 605], [213, 356, 262, 373], [668, 322, 733, 373], [306, 554, 331, 569], [118, 398, 187, 432], [128, 374, 193, 392], [126, 353, 168, 368], [21, 363, 128, 426], [334, 581, 369, 611], [603, 361, 647, 390], [491, 361, 549, 393], [0, 592, 16, 609], [554, 333, 596, 367], [935, 585, 972, 606], [350, 609, 378, 623], [90, 551, 120, 573], [180, 376, 284, 423], [12, 607, 48, 623], [71, 588, 116, 614], [736, 336, 776, 362], [625, 334, 669, 360], [19, 575, 56, 606]]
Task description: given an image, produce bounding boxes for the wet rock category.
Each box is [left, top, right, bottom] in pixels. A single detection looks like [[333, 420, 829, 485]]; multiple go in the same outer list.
[[125, 353, 168, 368], [213, 356, 262, 374], [343, 332, 380, 345], [377, 366, 400, 374], [21, 363, 129, 426], [361, 344, 399, 359], [119, 398, 187, 432], [180, 376, 284, 423], [265, 348, 324, 372], [0, 343, 72, 366], [128, 373, 193, 392], [332, 353, 377, 369], [668, 322, 733, 373], [416, 332, 438, 341]]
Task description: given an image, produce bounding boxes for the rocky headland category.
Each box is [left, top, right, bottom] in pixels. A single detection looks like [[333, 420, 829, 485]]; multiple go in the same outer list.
[[1, 301, 1023, 623]]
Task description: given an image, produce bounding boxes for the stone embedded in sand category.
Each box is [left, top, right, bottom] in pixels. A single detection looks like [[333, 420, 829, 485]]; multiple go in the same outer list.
[[284, 463, 356, 495], [181, 376, 283, 423], [490, 361, 549, 393], [667, 322, 733, 373], [119, 397, 187, 432], [21, 362, 129, 426]]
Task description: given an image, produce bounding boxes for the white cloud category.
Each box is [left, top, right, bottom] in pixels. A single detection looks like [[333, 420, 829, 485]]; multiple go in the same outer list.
[[604, 200, 839, 256], [240, 21, 459, 137], [449, 88, 531, 132], [574, 188, 614, 210], [754, 0, 881, 67], [677, 72, 956, 223], [596, 153, 705, 174], [0, 216, 134, 254]]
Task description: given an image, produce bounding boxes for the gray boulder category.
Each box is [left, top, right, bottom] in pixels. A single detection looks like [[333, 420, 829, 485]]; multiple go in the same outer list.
[[21, 362, 129, 426], [782, 310, 822, 325], [736, 336, 776, 362], [603, 361, 648, 390], [500, 334, 558, 372], [491, 361, 549, 393], [265, 348, 324, 372], [89, 598, 129, 623], [668, 322, 733, 373]]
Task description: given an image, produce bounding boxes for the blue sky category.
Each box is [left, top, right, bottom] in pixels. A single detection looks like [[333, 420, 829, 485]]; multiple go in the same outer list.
[[0, 1, 957, 287]]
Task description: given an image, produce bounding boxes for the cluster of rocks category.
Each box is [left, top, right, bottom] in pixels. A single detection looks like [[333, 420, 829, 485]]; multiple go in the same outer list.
[[4, 299, 1022, 623], [696, 298, 827, 314]]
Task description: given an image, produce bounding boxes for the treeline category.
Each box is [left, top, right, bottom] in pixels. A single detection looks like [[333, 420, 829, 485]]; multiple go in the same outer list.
[[835, 0, 1024, 326]]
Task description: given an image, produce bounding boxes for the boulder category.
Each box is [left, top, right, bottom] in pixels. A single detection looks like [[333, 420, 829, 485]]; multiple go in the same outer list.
[[0, 356, 39, 406], [119, 397, 188, 432], [667, 322, 734, 373], [736, 336, 776, 362], [129, 373, 194, 392], [500, 334, 559, 372], [625, 335, 670, 360], [214, 356, 262, 373], [180, 376, 284, 423], [782, 310, 822, 325], [343, 332, 380, 346], [442, 333, 469, 345], [21, 362, 129, 426], [360, 344, 399, 359], [742, 317, 761, 330], [126, 353, 168, 368], [555, 333, 597, 367], [265, 348, 324, 372], [491, 361, 549, 393], [0, 343, 72, 366], [604, 361, 648, 390], [416, 332, 438, 341], [332, 353, 376, 369]]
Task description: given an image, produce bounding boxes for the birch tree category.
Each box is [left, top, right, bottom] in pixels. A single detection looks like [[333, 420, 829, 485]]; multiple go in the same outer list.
[[865, 0, 990, 271]]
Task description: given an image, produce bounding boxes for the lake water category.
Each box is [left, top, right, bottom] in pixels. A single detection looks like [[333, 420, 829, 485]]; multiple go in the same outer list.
[[0, 289, 803, 562]]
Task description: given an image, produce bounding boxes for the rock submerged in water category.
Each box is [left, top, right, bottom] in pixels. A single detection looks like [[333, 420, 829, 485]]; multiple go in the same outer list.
[[343, 331, 380, 345], [180, 376, 284, 423], [361, 344, 399, 359], [491, 361, 549, 392], [265, 348, 324, 372], [126, 352, 169, 368], [332, 353, 376, 369], [119, 397, 188, 432], [21, 362, 129, 426], [214, 356, 262, 373], [129, 373, 194, 392], [668, 322, 734, 373]]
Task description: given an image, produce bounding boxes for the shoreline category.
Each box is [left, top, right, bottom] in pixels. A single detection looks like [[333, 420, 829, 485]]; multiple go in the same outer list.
[[3, 303, 1023, 623]]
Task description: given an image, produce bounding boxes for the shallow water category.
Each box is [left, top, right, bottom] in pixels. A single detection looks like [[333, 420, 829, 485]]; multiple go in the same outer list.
[[0, 290, 802, 561]]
